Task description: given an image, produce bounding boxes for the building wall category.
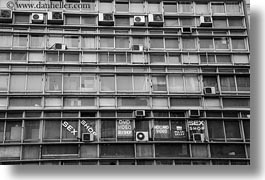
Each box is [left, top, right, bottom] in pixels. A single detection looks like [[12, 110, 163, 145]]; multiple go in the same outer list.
[[0, 0, 250, 165]]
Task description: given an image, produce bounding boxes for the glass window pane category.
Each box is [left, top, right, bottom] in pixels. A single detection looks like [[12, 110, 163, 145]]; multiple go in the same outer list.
[[82, 36, 96, 49], [154, 120, 170, 139], [196, 3, 209, 14], [46, 74, 62, 91], [224, 120, 241, 139], [64, 75, 80, 91], [155, 144, 189, 157], [5, 121, 22, 141], [182, 38, 196, 49], [10, 75, 26, 91], [185, 75, 200, 92], [101, 120, 116, 140], [27, 75, 43, 91], [237, 76, 250, 91], [62, 120, 78, 140], [207, 120, 225, 141], [115, 36, 129, 48], [0, 75, 8, 91], [212, 3, 225, 13], [43, 120, 60, 140], [22, 145, 39, 159], [0, 34, 12, 47], [168, 75, 184, 92], [232, 39, 246, 49], [136, 144, 153, 157], [117, 76, 132, 91], [152, 76, 167, 91], [150, 38, 163, 48], [220, 76, 236, 91], [101, 76, 115, 91], [191, 144, 208, 157], [100, 144, 134, 157], [211, 144, 246, 158], [24, 121, 40, 140], [100, 37, 114, 48]]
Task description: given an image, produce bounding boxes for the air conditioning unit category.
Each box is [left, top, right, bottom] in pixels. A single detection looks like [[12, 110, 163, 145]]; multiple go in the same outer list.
[[135, 110, 145, 117], [204, 87, 216, 94], [192, 133, 205, 142], [82, 133, 94, 142], [132, 45, 144, 51], [31, 13, 44, 24], [133, 16, 145, 26], [98, 13, 114, 26], [0, 9, 12, 23], [181, 27, 192, 34], [47, 12, 63, 24], [189, 110, 200, 117], [200, 16, 213, 27], [52, 43, 67, 50], [136, 132, 148, 141], [148, 14, 164, 26]]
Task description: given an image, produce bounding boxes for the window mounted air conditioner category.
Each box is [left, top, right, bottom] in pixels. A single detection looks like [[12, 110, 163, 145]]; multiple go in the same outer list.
[[192, 133, 205, 142], [133, 16, 145, 26], [53, 43, 67, 50], [132, 44, 144, 51], [136, 131, 148, 141], [204, 87, 216, 94], [181, 27, 192, 34], [82, 133, 94, 142], [148, 14, 164, 26], [31, 13, 44, 24], [200, 16, 213, 27], [0, 9, 12, 23], [135, 110, 145, 117], [47, 12, 63, 24], [189, 110, 200, 117], [98, 13, 114, 26]]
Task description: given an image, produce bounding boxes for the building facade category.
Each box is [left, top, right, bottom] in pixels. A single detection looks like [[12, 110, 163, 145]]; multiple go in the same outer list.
[[0, 0, 250, 165]]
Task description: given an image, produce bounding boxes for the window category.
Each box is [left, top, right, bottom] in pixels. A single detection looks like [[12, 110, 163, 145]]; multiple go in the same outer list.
[[150, 53, 164, 64], [134, 76, 148, 92], [24, 121, 40, 140], [183, 54, 199, 64], [168, 75, 184, 92], [167, 53, 181, 64], [195, 3, 209, 14], [232, 39, 246, 49], [99, 0, 113, 13], [153, 98, 168, 108], [182, 38, 196, 49], [165, 18, 178, 27], [213, 18, 227, 28], [81, 75, 97, 91], [0, 52, 10, 61], [179, 2, 193, 13], [224, 120, 241, 140], [233, 54, 249, 64], [99, 98, 115, 107], [9, 98, 42, 107], [185, 75, 200, 92], [80, 145, 98, 158], [117, 76, 132, 91], [0, 74, 8, 91], [13, 34, 28, 47], [116, 1, 129, 12], [0, 146, 21, 160], [100, 144, 134, 157], [42, 145, 78, 157], [220, 76, 236, 91], [203, 76, 219, 91], [45, 98, 62, 107], [82, 16, 97, 26], [205, 98, 221, 108], [28, 52, 44, 62], [65, 36, 79, 49], [226, 2, 241, 14], [5, 121, 22, 141], [101, 120, 116, 140], [180, 18, 195, 26], [100, 75, 115, 91], [170, 98, 200, 107], [136, 144, 153, 157], [115, 36, 129, 48], [200, 38, 214, 49], [64, 98, 96, 107], [10, 75, 26, 91], [63, 74, 80, 91], [155, 144, 189, 157], [46, 74, 62, 91], [27, 75, 43, 91], [212, 3, 225, 14], [22, 145, 39, 160], [30, 35, 44, 48], [43, 120, 60, 141], [46, 52, 62, 62], [130, 0, 144, 13], [210, 144, 246, 158], [15, 14, 30, 24], [62, 120, 78, 140], [150, 38, 164, 49], [148, 2, 161, 13], [236, 76, 250, 91], [152, 76, 167, 91], [164, 2, 177, 13], [65, 15, 80, 25], [117, 120, 133, 140], [11, 52, 27, 61], [171, 120, 187, 140], [100, 37, 114, 48], [0, 122, 4, 142], [118, 97, 149, 107], [243, 120, 250, 141], [47, 35, 63, 48], [223, 98, 250, 108], [215, 38, 229, 50], [192, 145, 208, 157], [165, 38, 179, 49], [228, 18, 244, 27], [0, 34, 12, 47]]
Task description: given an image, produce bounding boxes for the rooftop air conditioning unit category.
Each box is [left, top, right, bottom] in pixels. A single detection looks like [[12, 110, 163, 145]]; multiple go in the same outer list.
[[82, 133, 94, 142], [148, 14, 164, 26], [31, 13, 44, 24], [193, 133, 205, 142], [136, 131, 148, 141], [98, 13, 114, 26], [135, 110, 145, 117], [189, 110, 200, 117], [132, 44, 144, 51], [47, 12, 63, 24], [0, 9, 12, 23], [181, 27, 192, 34], [204, 87, 216, 94], [200, 16, 213, 27], [53, 43, 67, 50], [133, 16, 145, 26]]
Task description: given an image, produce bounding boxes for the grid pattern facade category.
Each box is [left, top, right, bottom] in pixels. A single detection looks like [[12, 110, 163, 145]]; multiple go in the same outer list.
[[0, 0, 250, 165]]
